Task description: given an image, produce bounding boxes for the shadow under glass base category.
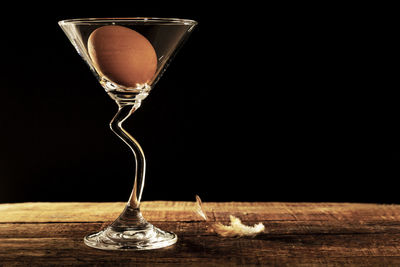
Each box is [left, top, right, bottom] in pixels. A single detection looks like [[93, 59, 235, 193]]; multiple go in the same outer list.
[[84, 206, 177, 251]]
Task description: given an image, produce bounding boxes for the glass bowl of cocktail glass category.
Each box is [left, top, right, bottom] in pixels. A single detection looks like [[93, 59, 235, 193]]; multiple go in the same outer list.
[[58, 17, 197, 250]]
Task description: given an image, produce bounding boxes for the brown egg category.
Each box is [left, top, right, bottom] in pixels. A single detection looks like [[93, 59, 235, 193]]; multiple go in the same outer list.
[[88, 25, 157, 87]]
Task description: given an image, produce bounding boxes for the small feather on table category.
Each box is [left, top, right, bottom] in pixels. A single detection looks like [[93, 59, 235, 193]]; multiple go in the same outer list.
[[194, 195, 265, 237]]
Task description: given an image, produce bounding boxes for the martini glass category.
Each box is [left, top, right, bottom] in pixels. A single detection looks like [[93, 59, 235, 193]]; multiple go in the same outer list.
[[58, 18, 197, 250]]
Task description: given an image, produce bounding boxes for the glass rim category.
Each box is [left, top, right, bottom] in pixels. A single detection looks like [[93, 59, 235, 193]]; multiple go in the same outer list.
[[58, 17, 198, 26]]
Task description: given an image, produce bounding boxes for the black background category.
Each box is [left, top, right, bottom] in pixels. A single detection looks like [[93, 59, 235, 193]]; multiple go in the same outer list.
[[0, 3, 395, 203]]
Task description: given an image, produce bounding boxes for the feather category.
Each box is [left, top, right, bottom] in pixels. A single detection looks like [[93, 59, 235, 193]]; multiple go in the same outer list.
[[194, 195, 265, 237]]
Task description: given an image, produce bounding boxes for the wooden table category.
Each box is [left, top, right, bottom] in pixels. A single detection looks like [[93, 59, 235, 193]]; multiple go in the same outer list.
[[1, 201, 400, 266]]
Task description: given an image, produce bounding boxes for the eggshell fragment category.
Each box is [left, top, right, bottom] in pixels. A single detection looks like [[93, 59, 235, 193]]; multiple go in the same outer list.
[[88, 25, 157, 87]]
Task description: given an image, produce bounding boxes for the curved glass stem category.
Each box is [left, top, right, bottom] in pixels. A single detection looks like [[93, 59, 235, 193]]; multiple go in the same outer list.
[[83, 101, 177, 250], [110, 103, 144, 209]]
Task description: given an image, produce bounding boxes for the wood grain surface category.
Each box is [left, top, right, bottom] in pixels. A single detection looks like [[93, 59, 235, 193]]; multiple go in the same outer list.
[[1, 201, 400, 266]]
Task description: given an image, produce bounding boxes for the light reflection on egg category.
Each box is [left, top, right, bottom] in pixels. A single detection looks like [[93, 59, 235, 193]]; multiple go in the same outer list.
[[88, 25, 157, 88]]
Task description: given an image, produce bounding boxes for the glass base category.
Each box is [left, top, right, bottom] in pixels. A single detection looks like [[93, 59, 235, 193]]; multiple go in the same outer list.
[[84, 225, 177, 251], [84, 206, 177, 250]]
